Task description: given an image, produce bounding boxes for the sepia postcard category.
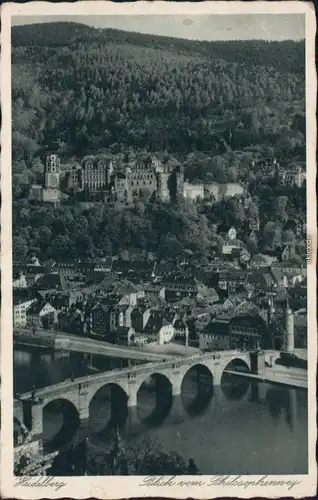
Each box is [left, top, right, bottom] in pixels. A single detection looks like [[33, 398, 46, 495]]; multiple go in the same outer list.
[[0, 1, 317, 498]]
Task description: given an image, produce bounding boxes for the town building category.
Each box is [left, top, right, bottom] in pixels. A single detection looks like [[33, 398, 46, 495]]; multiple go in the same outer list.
[[13, 271, 28, 289], [278, 166, 306, 188], [199, 309, 267, 351], [13, 298, 36, 327], [160, 275, 199, 302], [131, 306, 151, 332], [91, 303, 111, 337], [26, 301, 58, 329], [144, 311, 175, 345]]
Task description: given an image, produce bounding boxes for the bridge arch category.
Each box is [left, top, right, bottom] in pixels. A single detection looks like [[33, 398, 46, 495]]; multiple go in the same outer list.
[[88, 382, 129, 436], [220, 357, 251, 401], [181, 363, 214, 416], [42, 398, 80, 451], [136, 372, 173, 426], [222, 357, 251, 374]]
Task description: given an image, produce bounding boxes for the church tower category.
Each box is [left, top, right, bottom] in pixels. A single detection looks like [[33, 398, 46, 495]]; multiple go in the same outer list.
[[44, 154, 60, 189]]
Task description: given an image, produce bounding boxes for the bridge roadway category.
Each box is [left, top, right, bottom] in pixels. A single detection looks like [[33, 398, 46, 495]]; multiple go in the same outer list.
[[15, 349, 308, 439], [16, 350, 282, 431], [18, 350, 223, 401], [14, 328, 176, 362], [224, 366, 308, 389]]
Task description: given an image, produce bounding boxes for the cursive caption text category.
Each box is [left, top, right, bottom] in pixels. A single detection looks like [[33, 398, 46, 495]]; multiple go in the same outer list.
[[140, 475, 302, 491], [14, 476, 67, 491]]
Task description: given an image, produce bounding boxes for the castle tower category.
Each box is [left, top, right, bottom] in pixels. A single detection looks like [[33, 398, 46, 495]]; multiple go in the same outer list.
[[44, 154, 60, 189], [157, 166, 170, 202], [106, 160, 114, 186], [285, 302, 294, 352], [175, 165, 184, 200]]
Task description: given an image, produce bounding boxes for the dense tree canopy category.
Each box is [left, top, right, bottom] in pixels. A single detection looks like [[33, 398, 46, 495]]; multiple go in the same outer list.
[[11, 23, 306, 263], [12, 22, 305, 160]]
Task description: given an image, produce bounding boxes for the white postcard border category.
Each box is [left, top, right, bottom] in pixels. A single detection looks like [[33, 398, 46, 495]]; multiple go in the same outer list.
[[1, 2, 317, 498]]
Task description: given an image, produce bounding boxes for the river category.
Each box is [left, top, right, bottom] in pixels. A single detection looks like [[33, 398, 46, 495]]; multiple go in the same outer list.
[[14, 348, 308, 475]]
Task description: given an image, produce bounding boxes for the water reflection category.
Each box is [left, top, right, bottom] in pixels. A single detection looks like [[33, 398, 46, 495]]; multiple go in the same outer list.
[[249, 380, 268, 404], [221, 373, 250, 401], [43, 398, 80, 452], [181, 365, 214, 417], [14, 348, 308, 474], [137, 374, 173, 426], [89, 383, 128, 437], [266, 386, 299, 431]]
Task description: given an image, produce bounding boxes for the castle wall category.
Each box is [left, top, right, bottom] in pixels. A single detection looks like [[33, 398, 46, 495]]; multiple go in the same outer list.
[[185, 182, 244, 202], [127, 169, 157, 199], [42, 188, 60, 203], [183, 183, 204, 200]]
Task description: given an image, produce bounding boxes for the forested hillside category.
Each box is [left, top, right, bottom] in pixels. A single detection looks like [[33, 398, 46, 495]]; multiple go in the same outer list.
[[12, 22, 305, 159], [11, 22, 306, 263]]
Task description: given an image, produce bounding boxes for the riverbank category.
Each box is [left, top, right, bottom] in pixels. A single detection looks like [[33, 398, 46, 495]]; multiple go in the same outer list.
[[225, 365, 307, 389], [264, 365, 307, 388], [13, 330, 55, 350], [13, 328, 174, 362]]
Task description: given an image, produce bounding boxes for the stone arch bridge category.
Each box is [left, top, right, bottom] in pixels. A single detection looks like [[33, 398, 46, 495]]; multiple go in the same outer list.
[[16, 350, 280, 438]]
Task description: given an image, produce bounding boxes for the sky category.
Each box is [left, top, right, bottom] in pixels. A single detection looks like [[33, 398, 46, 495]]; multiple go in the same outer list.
[[12, 14, 305, 42]]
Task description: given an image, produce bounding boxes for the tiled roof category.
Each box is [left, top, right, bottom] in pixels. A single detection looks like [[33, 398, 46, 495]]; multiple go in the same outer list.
[[174, 318, 187, 329], [219, 269, 248, 281], [93, 303, 110, 314], [113, 259, 155, 272], [27, 301, 50, 315], [270, 268, 284, 283], [145, 283, 165, 292], [144, 311, 172, 332]]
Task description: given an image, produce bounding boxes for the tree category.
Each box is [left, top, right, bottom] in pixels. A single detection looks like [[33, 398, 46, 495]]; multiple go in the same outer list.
[[13, 235, 28, 262], [275, 196, 288, 224], [283, 229, 296, 245], [159, 235, 183, 258], [262, 222, 282, 251], [50, 435, 190, 476], [100, 234, 112, 255], [289, 252, 303, 266], [50, 234, 72, 260], [39, 227, 52, 245], [246, 236, 258, 255], [246, 201, 259, 220], [14, 429, 58, 476], [227, 166, 238, 182]]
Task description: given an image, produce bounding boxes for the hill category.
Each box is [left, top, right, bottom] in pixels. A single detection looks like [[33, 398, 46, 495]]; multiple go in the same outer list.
[[12, 22, 305, 74], [12, 22, 305, 162]]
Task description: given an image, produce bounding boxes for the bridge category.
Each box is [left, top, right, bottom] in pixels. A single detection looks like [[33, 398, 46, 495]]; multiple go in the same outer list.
[[14, 328, 175, 362], [15, 349, 282, 441]]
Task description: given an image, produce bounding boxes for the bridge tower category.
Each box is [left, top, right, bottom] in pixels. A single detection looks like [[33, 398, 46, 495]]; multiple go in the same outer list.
[[285, 302, 295, 352], [250, 350, 266, 376]]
